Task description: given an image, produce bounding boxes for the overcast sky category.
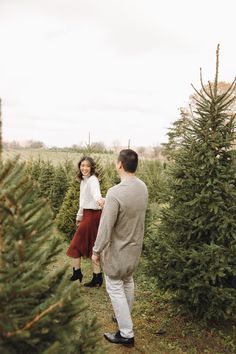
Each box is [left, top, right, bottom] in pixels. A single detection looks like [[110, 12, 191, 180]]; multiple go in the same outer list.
[[1, 0, 236, 148]]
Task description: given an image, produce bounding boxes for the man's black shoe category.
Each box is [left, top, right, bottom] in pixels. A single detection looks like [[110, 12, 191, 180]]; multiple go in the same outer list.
[[104, 331, 134, 347], [84, 272, 103, 287]]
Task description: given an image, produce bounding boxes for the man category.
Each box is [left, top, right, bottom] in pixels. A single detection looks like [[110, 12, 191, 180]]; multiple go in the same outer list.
[[92, 149, 148, 348]]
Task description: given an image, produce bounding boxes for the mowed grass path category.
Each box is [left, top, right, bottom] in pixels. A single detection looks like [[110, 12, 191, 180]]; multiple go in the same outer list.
[[56, 248, 236, 354], [56, 252, 160, 354]]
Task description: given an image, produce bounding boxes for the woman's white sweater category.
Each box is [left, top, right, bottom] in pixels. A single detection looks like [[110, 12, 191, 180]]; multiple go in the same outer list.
[[76, 175, 102, 221]]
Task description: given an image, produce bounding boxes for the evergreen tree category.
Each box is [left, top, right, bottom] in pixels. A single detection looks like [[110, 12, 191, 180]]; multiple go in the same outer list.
[[162, 107, 191, 161], [63, 157, 75, 179], [146, 46, 236, 320], [93, 156, 108, 196], [137, 160, 164, 203], [56, 176, 80, 240], [0, 160, 101, 353], [25, 157, 42, 182], [102, 161, 120, 190], [0, 98, 2, 161], [50, 164, 69, 216], [37, 160, 55, 200]]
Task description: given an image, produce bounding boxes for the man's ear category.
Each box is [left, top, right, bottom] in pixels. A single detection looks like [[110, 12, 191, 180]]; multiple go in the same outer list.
[[117, 160, 123, 170]]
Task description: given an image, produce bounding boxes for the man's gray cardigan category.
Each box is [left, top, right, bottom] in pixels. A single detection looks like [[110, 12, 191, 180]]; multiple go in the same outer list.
[[93, 176, 148, 279]]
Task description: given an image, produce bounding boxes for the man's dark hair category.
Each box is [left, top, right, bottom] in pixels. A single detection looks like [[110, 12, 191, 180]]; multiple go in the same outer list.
[[118, 149, 138, 173]]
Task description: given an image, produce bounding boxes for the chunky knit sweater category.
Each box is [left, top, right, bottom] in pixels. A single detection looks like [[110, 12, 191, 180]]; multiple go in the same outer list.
[[93, 176, 148, 279], [76, 175, 102, 221]]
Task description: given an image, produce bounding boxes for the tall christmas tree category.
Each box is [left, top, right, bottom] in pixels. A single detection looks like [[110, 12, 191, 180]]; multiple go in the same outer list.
[[25, 157, 43, 183], [50, 164, 69, 216], [56, 176, 80, 240], [0, 159, 101, 353], [137, 159, 164, 203], [37, 160, 55, 200], [146, 46, 236, 320]]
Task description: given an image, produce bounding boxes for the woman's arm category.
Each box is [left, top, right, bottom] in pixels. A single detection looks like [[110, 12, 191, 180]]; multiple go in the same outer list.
[[76, 207, 83, 222], [90, 176, 104, 206], [76, 180, 84, 223]]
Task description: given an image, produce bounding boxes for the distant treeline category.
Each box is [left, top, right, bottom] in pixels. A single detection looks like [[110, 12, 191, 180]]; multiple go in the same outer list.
[[3, 140, 165, 159], [3, 140, 113, 154]]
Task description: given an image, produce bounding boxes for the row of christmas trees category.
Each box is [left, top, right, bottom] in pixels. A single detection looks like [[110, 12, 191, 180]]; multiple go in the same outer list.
[[0, 143, 164, 352], [24, 156, 164, 239]]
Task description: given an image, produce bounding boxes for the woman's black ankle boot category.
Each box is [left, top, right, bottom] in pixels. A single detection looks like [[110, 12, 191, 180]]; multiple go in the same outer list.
[[84, 272, 103, 287], [70, 268, 83, 282]]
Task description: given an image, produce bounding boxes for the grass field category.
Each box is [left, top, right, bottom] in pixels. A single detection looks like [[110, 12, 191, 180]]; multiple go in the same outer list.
[[2, 148, 116, 166], [56, 245, 236, 354]]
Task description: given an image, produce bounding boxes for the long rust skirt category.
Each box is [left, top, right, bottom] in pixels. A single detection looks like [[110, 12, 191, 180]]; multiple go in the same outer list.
[[66, 209, 102, 259]]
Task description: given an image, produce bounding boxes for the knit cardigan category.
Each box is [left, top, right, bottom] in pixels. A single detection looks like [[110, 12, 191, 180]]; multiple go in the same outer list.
[[93, 176, 148, 279]]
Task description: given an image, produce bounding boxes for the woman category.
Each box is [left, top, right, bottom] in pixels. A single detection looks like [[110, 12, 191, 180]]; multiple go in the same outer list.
[[66, 156, 104, 287]]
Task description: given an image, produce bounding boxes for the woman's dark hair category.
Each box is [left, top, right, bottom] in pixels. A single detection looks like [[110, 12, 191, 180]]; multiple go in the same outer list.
[[77, 156, 98, 180], [118, 149, 138, 173]]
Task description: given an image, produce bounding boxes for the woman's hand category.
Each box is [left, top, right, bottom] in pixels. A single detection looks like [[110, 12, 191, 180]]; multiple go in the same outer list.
[[76, 219, 80, 227], [97, 197, 105, 208]]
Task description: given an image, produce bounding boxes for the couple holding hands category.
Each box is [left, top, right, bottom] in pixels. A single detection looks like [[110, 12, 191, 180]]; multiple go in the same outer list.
[[66, 149, 148, 348]]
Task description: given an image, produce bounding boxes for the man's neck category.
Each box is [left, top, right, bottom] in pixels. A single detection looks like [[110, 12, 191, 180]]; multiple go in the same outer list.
[[120, 171, 135, 180]]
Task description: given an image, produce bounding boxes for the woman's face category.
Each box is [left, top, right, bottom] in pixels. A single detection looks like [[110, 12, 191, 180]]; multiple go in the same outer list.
[[80, 160, 91, 177]]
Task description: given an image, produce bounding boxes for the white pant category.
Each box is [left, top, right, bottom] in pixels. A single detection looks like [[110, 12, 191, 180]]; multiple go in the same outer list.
[[105, 275, 134, 338]]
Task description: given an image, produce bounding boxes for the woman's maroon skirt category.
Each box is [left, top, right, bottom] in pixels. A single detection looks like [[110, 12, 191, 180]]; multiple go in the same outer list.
[[66, 209, 102, 259]]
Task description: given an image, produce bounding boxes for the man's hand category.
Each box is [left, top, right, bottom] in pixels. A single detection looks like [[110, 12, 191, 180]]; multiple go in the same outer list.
[[92, 254, 100, 266]]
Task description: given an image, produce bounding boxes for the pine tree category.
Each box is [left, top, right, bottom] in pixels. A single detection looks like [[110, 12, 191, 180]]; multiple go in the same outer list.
[[25, 158, 42, 183], [0, 98, 2, 162], [37, 160, 55, 200], [146, 46, 236, 320], [93, 156, 108, 196], [102, 161, 120, 190], [162, 107, 191, 161], [137, 160, 164, 203], [56, 176, 80, 240], [63, 157, 75, 179], [0, 160, 101, 353], [50, 164, 69, 216]]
